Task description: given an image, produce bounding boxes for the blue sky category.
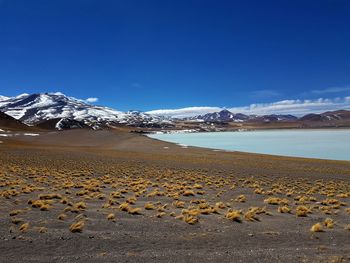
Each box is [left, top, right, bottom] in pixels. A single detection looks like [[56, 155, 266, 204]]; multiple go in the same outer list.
[[0, 0, 350, 113]]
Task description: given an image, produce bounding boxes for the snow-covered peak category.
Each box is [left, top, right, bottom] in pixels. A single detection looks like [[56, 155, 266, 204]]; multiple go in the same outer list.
[[0, 92, 169, 129], [0, 95, 10, 101]]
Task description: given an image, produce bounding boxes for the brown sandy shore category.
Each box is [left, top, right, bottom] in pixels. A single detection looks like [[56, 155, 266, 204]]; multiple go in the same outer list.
[[1, 130, 350, 263]]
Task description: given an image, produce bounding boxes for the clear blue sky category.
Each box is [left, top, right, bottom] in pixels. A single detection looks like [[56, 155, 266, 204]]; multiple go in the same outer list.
[[0, 0, 349, 111]]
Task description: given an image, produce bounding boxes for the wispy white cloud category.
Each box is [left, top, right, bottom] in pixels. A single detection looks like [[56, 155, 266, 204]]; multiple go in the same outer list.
[[228, 97, 350, 116], [311, 85, 350, 94], [147, 97, 350, 118], [85, 97, 99, 103], [147, 106, 222, 118]]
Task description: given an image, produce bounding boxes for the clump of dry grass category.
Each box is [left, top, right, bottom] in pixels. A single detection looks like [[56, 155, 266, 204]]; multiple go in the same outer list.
[[182, 208, 201, 217], [235, 195, 246, 203], [225, 209, 241, 222], [193, 183, 203, 189], [128, 208, 142, 215], [75, 201, 87, 210], [107, 213, 115, 221], [144, 202, 156, 210], [156, 212, 166, 218], [69, 221, 85, 233], [324, 218, 334, 229], [58, 213, 67, 220], [9, 210, 22, 216], [39, 193, 62, 200], [310, 223, 323, 232], [244, 210, 259, 221], [38, 227, 47, 233], [183, 190, 195, 197], [183, 215, 198, 225], [296, 206, 311, 217], [39, 203, 52, 211], [19, 222, 29, 232], [11, 218, 23, 225], [173, 200, 185, 208], [278, 205, 291, 213], [264, 197, 289, 205], [119, 202, 130, 212], [126, 196, 137, 204], [215, 202, 226, 209]]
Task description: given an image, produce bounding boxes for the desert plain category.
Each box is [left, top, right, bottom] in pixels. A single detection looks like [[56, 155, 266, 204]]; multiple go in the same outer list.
[[0, 129, 350, 262]]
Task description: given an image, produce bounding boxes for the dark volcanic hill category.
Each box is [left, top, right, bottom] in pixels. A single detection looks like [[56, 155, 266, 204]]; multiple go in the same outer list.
[[35, 118, 92, 131], [300, 110, 350, 122], [197, 110, 250, 122], [196, 110, 297, 123], [0, 111, 30, 130]]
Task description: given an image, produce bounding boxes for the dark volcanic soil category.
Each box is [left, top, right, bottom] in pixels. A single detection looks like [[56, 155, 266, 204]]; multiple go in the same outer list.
[[0, 130, 350, 263]]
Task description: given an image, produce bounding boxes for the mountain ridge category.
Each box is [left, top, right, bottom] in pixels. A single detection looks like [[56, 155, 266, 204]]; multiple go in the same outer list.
[[0, 92, 349, 130]]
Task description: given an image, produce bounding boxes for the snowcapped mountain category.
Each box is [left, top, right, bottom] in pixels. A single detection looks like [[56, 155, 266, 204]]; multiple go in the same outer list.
[[193, 109, 297, 123], [196, 109, 250, 122], [0, 93, 171, 129]]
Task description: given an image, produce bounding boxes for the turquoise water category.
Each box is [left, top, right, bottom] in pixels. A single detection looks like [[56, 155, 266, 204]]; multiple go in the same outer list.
[[149, 130, 350, 161]]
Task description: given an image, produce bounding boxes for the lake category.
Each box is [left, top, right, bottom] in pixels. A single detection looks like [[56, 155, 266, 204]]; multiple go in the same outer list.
[[149, 129, 350, 161]]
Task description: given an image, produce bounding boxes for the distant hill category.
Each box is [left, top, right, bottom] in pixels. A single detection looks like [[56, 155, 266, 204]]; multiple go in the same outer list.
[[0, 111, 30, 130], [300, 110, 350, 122], [194, 109, 298, 123], [35, 118, 92, 131]]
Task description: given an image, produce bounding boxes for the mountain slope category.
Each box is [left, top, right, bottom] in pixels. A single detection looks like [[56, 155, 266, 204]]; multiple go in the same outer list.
[[194, 109, 297, 123], [300, 110, 350, 122], [0, 111, 30, 130], [0, 93, 169, 129]]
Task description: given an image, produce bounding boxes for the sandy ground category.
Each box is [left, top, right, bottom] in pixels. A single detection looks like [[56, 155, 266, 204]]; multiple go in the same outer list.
[[0, 130, 350, 263]]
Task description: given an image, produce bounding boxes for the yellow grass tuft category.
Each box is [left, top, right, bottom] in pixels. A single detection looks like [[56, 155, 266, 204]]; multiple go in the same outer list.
[[75, 201, 87, 210], [156, 212, 166, 218], [296, 206, 311, 217], [183, 190, 195, 197], [39, 204, 52, 211], [38, 227, 47, 233], [310, 223, 323, 232], [39, 193, 62, 200], [128, 208, 142, 215], [244, 211, 259, 221], [107, 213, 115, 221], [144, 202, 156, 210], [19, 222, 29, 232], [119, 202, 130, 212], [225, 210, 241, 222], [11, 218, 23, 225], [264, 197, 289, 205], [58, 213, 67, 220], [215, 202, 226, 209], [235, 195, 246, 203], [324, 218, 334, 229], [69, 221, 85, 233], [173, 200, 185, 208], [9, 210, 21, 216], [183, 215, 198, 225], [278, 205, 291, 213]]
